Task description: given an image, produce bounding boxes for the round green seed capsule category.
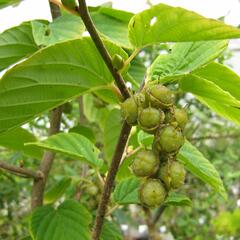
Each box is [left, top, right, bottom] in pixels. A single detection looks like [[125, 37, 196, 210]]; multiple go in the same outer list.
[[139, 179, 167, 208]]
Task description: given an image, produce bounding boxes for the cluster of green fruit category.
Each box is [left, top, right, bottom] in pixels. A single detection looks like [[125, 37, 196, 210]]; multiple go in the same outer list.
[[121, 84, 187, 208]]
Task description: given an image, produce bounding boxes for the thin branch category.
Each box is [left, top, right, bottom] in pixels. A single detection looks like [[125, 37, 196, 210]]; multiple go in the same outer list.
[[189, 133, 240, 141], [77, 0, 130, 100], [119, 48, 140, 73], [31, 2, 63, 210], [0, 161, 43, 179], [152, 205, 166, 225], [31, 106, 63, 209], [76, 1, 133, 239], [49, 1, 61, 18], [143, 207, 156, 239], [92, 121, 131, 240]]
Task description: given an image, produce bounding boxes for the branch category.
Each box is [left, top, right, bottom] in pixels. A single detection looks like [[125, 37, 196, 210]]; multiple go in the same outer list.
[[152, 205, 166, 225], [77, 0, 130, 100], [142, 207, 156, 239], [30, 2, 63, 210], [0, 161, 43, 179], [49, 1, 61, 18], [92, 121, 131, 240], [75, 1, 133, 239], [31, 107, 63, 209], [189, 133, 240, 141]]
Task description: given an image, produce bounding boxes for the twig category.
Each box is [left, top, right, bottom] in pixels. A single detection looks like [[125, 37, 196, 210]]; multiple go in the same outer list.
[[76, 1, 133, 239], [31, 3, 63, 210], [31, 106, 63, 209], [0, 161, 43, 179], [77, 0, 130, 100], [106, 204, 119, 216], [119, 48, 140, 73], [189, 133, 240, 141], [143, 207, 156, 239], [92, 121, 131, 239], [152, 205, 166, 225]]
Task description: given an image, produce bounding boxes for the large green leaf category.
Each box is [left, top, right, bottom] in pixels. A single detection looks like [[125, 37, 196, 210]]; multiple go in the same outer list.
[[0, 127, 42, 159], [179, 74, 240, 107], [0, 0, 21, 9], [83, 94, 110, 130], [113, 177, 140, 205], [193, 62, 240, 101], [164, 192, 192, 207], [0, 37, 128, 133], [44, 177, 72, 204], [103, 109, 122, 163], [0, 22, 38, 71], [128, 58, 146, 87], [26, 133, 102, 167], [91, 8, 131, 48], [98, 7, 133, 23], [197, 97, 240, 126], [147, 40, 227, 81], [31, 14, 85, 47], [128, 3, 240, 48], [30, 200, 92, 240], [178, 141, 227, 199], [101, 221, 123, 240], [179, 62, 240, 125]]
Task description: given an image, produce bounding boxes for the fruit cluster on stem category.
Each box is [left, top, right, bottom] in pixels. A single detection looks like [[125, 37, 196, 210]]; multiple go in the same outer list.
[[121, 84, 188, 208]]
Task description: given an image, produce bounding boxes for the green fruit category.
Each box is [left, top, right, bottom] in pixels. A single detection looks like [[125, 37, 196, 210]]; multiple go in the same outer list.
[[138, 107, 165, 133], [61, 0, 78, 10], [134, 92, 148, 108], [159, 161, 186, 189], [131, 150, 159, 177], [164, 108, 188, 130], [146, 84, 174, 109], [121, 97, 138, 125], [139, 179, 167, 208], [154, 125, 184, 153], [112, 54, 124, 70], [86, 184, 98, 196], [174, 108, 188, 129]]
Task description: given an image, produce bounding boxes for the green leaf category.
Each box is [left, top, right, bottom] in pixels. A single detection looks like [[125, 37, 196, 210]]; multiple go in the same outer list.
[[193, 62, 240, 101], [26, 133, 102, 167], [98, 7, 133, 23], [128, 58, 146, 87], [113, 177, 140, 205], [197, 97, 240, 126], [179, 74, 240, 107], [91, 8, 132, 48], [0, 0, 21, 9], [0, 22, 38, 71], [0, 37, 127, 133], [178, 141, 227, 199], [83, 94, 110, 130], [31, 14, 85, 47], [30, 200, 92, 240], [137, 130, 154, 147], [128, 3, 240, 48], [0, 128, 42, 159], [103, 109, 122, 163], [164, 192, 192, 207], [20, 237, 32, 240], [147, 40, 228, 81], [44, 177, 72, 204], [69, 125, 96, 143], [116, 157, 133, 181], [101, 221, 123, 240]]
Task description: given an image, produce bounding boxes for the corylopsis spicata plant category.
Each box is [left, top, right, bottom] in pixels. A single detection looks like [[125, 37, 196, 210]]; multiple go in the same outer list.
[[0, 0, 240, 239]]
